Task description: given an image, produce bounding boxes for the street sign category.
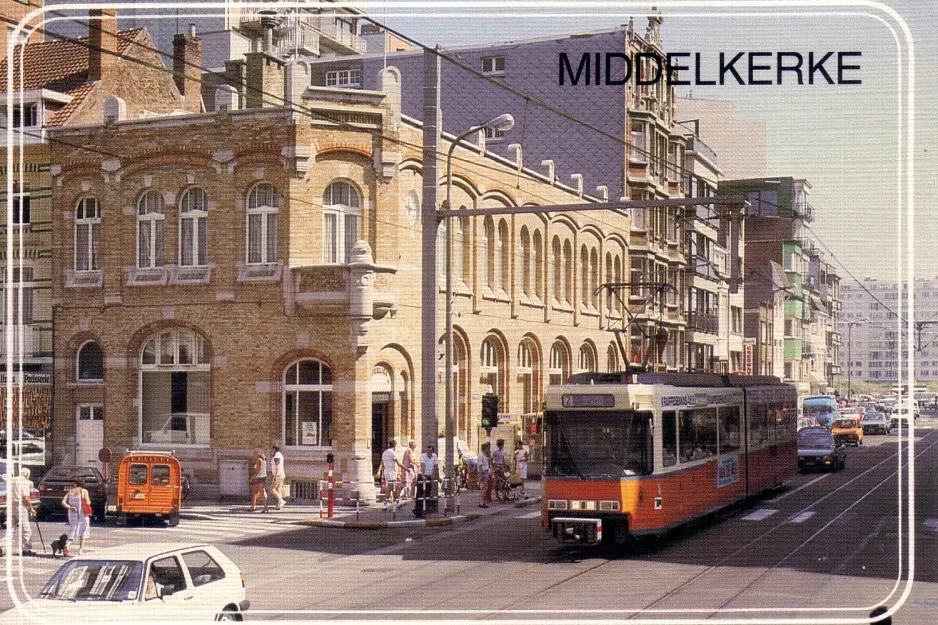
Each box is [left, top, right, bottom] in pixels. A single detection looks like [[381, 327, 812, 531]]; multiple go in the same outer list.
[[98, 447, 112, 463]]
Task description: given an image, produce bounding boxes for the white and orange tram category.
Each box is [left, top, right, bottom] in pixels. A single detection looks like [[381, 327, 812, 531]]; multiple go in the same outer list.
[[542, 371, 798, 545]]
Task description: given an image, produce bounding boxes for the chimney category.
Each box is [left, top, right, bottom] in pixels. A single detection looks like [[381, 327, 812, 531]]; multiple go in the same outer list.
[[88, 9, 118, 83], [243, 12, 285, 109], [173, 24, 203, 112]]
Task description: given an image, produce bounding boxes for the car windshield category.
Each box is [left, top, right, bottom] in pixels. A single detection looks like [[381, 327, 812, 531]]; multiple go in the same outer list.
[[40, 560, 143, 602], [833, 420, 857, 428], [862, 413, 884, 421], [799, 433, 834, 449], [43, 467, 97, 481]]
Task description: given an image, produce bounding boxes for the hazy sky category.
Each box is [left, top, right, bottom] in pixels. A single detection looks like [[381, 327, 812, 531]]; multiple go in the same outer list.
[[374, 1, 933, 284]]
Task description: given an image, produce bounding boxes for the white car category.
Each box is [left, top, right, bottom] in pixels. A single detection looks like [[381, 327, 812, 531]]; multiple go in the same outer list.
[[3, 543, 248, 622]]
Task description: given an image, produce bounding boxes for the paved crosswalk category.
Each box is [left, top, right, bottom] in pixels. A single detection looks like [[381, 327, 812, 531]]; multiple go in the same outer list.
[[742, 508, 817, 524], [99, 515, 297, 544]]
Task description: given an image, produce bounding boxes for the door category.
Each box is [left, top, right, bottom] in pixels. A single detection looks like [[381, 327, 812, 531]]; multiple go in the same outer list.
[[75, 405, 104, 466], [371, 399, 389, 474]]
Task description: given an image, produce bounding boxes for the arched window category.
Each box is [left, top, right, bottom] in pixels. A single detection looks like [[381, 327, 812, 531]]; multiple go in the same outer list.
[[75, 196, 100, 272], [551, 236, 562, 302], [480, 335, 506, 398], [436, 220, 447, 283], [483, 217, 496, 290], [140, 329, 211, 445], [578, 343, 597, 373], [518, 340, 541, 415], [453, 213, 464, 283], [136, 190, 164, 269], [498, 219, 510, 291], [533, 230, 543, 300], [563, 240, 573, 304], [246, 182, 279, 265], [519, 227, 530, 297], [283, 359, 333, 447], [179, 187, 207, 267], [607, 343, 620, 372], [580, 245, 590, 307], [614, 254, 623, 313], [77, 341, 103, 381], [549, 340, 570, 385], [590, 249, 599, 309], [480, 218, 490, 290], [403, 190, 420, 227], [453, 333, 470, 443], [460, 215, 471, 284], [323, 180, 361, 264], [605, 252, 613, 313]]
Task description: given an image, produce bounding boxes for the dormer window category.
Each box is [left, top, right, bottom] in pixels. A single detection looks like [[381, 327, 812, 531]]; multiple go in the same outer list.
[[11, 103, 38, 128], [482, 55, 505, 74]]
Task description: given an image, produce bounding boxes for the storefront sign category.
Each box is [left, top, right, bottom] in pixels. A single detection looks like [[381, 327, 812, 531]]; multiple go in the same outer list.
[[745, 345, 754, 375]]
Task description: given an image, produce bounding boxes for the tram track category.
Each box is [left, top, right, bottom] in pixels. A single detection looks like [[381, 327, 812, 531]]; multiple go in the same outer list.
[[464, 429, 931, 619]]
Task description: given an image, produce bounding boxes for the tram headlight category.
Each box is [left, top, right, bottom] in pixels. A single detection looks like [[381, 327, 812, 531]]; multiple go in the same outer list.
[[599, 500, 620, 512], [548, 499, 568, 510]]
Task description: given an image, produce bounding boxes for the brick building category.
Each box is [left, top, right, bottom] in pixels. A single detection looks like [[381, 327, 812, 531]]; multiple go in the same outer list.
[[48, 60, 633, 500], [0, 4, 201, 465]]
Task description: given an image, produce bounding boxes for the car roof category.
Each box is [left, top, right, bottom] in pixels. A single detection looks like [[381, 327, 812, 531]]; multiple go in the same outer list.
[[70, 543, 214, 562]]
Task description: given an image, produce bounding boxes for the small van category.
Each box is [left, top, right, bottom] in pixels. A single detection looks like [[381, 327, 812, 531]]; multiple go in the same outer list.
[[116, 451, 183, 526]]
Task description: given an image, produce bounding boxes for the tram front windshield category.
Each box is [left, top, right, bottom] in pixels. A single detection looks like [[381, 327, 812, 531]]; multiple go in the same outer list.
[[545, 410, 652, 478]]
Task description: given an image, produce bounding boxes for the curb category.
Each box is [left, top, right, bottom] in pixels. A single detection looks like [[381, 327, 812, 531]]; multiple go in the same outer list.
[[294, 497, 539, 529]]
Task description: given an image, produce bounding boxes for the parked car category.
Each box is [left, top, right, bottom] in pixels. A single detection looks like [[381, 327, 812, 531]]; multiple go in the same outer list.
[[890, 407, 914, 430], [798, 429, 846, 472], [831, 417, 864, 446], [1, 543, 249, 623], [37, 465, 108, 523], [861, 411, 891, 435], [797, 416, 819, 431]]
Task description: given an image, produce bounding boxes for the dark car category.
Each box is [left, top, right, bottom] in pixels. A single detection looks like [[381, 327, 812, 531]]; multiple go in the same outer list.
[[797, 430, 846, 473], [861, 411, 890, 435], [37, 466, 108, 523]]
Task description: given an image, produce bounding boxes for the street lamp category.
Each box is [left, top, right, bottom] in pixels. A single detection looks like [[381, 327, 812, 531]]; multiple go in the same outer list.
[[443, 114, 514, 512], [844, 318, 867, 399]]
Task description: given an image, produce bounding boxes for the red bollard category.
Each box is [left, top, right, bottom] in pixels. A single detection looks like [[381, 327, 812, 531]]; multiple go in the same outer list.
[[319, 495, 323, 519], [327, 458, 335, 519]]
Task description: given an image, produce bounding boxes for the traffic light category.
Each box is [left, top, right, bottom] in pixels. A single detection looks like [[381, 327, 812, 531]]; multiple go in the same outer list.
[[481, 394, 499, 430]]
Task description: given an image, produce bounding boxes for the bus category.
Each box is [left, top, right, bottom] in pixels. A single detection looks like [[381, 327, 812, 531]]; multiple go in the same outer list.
[[543, 372, 798, 545], [802, 395, 840, 429]]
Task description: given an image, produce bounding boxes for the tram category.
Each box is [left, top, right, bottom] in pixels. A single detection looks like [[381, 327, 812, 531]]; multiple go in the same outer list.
[[542, 371, 798, 545]]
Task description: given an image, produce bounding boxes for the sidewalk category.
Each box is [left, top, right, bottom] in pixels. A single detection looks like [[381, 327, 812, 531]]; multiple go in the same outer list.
[[179, 479, 542, 529]]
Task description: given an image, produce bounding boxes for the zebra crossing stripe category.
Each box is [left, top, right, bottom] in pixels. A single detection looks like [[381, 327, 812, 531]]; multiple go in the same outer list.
[[789, 511, 816, 524], [742, 508, 777, 521], [516, 511, 542, 519]]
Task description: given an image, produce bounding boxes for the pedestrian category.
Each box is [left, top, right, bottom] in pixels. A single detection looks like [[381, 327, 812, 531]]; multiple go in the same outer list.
[[493, 439, 507, 472], [376, 440, 404, 510], [402, 441, 418, 499], [248, 449, 269, 512], [418, 444, 439, 515], [513, 438, 529, 481], [478, 442, 492, 508], [269, 444, 286, 510], [9, 468, 36, 556], [60, 475, 90, 556]]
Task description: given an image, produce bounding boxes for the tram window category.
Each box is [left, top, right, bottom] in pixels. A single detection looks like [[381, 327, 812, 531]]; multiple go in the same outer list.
[[679, 408, 717, 463], [749, 404, 769, 446], [661, 411, 677, 467], [544, 410, 653, 477], [719, 406, 741, 453]]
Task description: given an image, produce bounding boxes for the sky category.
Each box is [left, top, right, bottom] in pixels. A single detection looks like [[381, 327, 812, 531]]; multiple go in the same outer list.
[[38, 1, 937, 283], [372, 0, 933, 284]]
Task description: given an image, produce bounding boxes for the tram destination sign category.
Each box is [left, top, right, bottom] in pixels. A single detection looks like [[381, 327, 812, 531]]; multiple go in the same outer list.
[[561, 394, 615, 408]]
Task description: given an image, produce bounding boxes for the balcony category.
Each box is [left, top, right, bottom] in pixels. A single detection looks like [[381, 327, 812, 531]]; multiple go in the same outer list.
[[687, 256, 720, 281], [803, 342, 818, 356], [310, 14, 366, 53], [686, 312, 719, 335], [0, 325, 35, 357]]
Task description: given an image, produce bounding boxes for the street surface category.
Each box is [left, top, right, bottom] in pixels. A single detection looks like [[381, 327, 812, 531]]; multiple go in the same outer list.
[[3, 418, 938, 623]]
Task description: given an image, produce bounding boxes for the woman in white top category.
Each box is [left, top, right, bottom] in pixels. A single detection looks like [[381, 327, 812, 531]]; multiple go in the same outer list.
[[60, 476, 92, 555]]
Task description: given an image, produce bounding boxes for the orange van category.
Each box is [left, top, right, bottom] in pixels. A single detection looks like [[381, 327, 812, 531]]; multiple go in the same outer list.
[[831, 417, 863, 447], [116, 451, 183, 526]]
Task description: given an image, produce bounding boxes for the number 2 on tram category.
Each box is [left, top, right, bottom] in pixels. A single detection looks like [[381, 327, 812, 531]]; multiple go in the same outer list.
[[542, 372, 798, 545]]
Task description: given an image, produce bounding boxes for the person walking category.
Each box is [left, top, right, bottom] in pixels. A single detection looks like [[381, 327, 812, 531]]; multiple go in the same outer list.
[[417, 444, 439, 515], [269, 444, 286, 510], [478, 442, 492, 508], [402, 441, 418, 500], [60, 475, 90, 556], [513, 438, 529, 498], [377, 440, 404, 510], [248, 449, 269, 512], [10, 468, 36, 556]]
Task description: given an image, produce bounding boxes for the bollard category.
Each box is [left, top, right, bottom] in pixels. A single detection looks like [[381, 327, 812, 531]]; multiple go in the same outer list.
[[355, 490, 360, 521], [456, 488, 461, 515], [391, 497, 397, 521], [422, 480, 428, 519], [326, 452, 335, 519], [319, 495, 323, 519]]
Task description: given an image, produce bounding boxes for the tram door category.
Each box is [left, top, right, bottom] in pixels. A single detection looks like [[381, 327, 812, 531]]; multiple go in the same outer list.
[[372, 395, 390, 474]]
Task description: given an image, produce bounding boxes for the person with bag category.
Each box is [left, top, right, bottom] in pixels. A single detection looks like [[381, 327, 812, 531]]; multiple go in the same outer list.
[[248, 449, 269, 512], [61, 476, 91, 555]]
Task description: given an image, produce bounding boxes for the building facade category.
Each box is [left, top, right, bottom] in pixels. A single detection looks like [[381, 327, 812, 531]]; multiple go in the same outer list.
[[49, 57, 635, 499]]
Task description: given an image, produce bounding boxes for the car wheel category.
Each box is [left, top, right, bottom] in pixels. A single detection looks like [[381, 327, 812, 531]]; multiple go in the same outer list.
[[215, 608, 242, 622], [167, 511, 180, 528]]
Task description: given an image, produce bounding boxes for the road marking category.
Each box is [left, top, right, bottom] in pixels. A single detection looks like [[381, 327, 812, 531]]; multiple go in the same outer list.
[[516, 511, 542, 519], [742, 508, 777, 521], [767, 473, 830, 503], [789, 511, 816, 523]]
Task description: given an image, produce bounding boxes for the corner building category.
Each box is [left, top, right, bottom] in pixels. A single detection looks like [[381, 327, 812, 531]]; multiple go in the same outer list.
[[49, 72, 631, 500]]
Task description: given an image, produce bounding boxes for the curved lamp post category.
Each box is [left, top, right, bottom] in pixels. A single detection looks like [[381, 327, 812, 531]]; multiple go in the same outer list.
[[443, 114, 514, 511]]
